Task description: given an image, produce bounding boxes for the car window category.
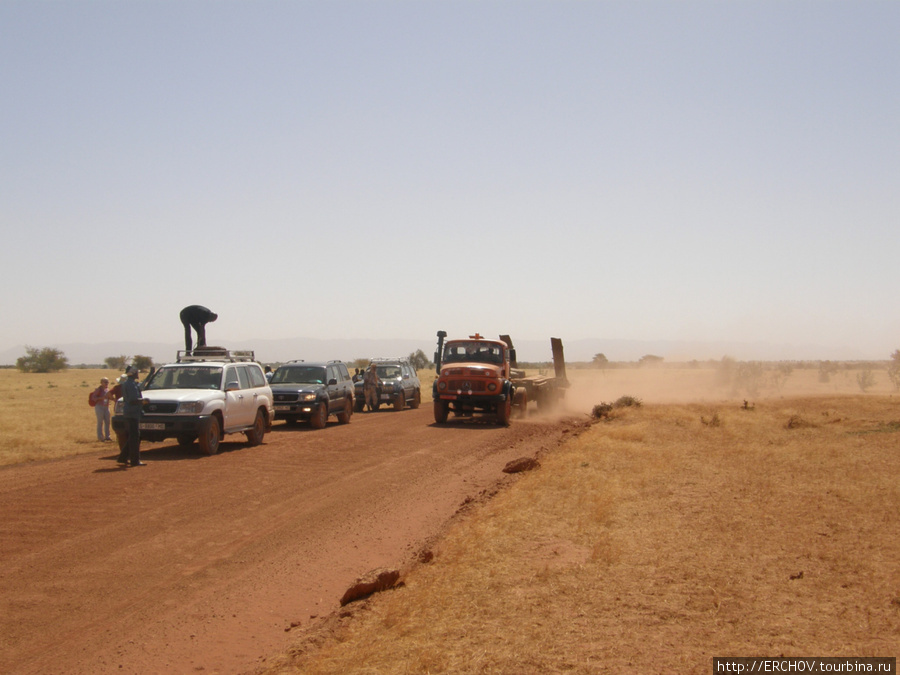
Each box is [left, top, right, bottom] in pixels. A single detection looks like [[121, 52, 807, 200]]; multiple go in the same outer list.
[[338, 364, 350, 381], [237, 366, 251, 390], [326, 365, 337, 383], [272, 366, 326, 384], [247, 365, 266, 388], [225, 366, 240, 388]]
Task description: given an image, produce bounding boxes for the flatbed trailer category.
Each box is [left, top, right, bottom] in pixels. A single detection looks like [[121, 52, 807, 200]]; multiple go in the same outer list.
[[502, 336, 569, 412]]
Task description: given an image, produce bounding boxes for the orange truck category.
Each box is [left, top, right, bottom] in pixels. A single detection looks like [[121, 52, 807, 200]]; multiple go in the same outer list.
[[432, 331, 568, 426]]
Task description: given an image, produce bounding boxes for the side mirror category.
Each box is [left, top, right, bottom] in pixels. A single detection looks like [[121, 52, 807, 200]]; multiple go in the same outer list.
[[225, 381, 240, 392], [328, 378, 337, 386]]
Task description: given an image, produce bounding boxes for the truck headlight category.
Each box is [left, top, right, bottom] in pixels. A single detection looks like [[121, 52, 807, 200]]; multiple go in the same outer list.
[[177, 401, 205, 414], [300, 393, 316, 401], [438, 381, 447, 391]]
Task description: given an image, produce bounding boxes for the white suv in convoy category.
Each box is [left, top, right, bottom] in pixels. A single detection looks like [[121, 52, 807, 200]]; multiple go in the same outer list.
[[112, 350, 274, 455]]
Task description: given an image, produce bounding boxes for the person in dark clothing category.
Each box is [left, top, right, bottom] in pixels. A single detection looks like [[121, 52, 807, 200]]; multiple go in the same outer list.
[[180, 305, 218, 353], [118, 365, 146, 467]]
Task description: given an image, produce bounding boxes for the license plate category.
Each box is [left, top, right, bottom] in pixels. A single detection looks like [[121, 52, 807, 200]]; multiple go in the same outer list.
[[139, 422, 165, 431], [275, 405, 290, 411]]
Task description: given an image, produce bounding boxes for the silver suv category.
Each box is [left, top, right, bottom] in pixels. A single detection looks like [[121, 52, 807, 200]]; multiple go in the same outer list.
[[112, 350, 274, 455]]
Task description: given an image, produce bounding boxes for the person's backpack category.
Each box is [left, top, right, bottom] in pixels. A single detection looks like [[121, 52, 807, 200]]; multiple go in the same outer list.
[[88, 389, 99, 407]]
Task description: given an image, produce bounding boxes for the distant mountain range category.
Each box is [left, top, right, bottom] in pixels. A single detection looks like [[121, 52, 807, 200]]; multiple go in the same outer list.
[[0, 336, 874, 367]]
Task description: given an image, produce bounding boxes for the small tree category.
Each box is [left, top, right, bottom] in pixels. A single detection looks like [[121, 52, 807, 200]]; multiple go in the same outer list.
[[888, 350, 900, 392], [857, 369, 876, 393], [818, 360, 839, 383], [16, 346, 69, 373], [592, 353, 608, 368], [132, 355, 154, 372], [105, 355, 129, 371], [408, 349, 430, 371], [638, 354, 664, 367]]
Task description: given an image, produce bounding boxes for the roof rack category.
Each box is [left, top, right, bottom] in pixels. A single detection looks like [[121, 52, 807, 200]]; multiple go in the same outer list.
[[369, 357, 409, 363], [176, 349, 256, 363]]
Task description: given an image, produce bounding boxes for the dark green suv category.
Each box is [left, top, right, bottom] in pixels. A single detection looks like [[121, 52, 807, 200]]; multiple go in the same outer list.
[[270, 361, 354, 429]]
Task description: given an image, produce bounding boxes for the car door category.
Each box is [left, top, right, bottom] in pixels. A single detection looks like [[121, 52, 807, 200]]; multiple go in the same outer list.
[[223, 365, 253, 430]]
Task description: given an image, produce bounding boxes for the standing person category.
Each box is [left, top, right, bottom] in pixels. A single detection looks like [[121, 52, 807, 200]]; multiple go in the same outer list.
[[363, 363, 380, 412], [118, 365, 146, 467], [90, 377, 112, 441], [179, 305, 218, 353]]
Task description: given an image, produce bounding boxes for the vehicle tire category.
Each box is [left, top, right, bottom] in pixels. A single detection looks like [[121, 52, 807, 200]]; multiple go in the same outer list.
[[434, 399, 449, 424], [394, 391, 405, 412], [410, 388, 421, 409], [337, 398, 352, 424], [115, 431, 128, 452], [310, 403, 327, 429], [177, 434, 195, 449], [199, 416, 221, 455], [497, 395, 512, 427], [245, 410, 266, 446]]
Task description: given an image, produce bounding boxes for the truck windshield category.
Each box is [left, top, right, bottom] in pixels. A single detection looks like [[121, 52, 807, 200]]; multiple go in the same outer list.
[[144, 366, 223, 390], [272, 366, 326, 385], [442, 342, 503, 365]]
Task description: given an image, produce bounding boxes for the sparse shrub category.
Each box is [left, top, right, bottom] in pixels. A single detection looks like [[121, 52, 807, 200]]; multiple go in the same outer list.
[[856, 369, 876, 392], [614, 395, 642, 408], [16, 346, 68, 373], [786, 415, 816, 429], [591, 403, 613, 419], [701, 412, 721, 427]]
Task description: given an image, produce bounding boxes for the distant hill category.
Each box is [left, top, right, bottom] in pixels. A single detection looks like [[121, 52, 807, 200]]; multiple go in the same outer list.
[[0, 335, 872, 367]]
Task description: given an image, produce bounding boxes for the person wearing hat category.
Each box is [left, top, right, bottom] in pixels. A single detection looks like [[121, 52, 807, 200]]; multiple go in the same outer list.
[[117, 365, 146, 467], [90, 377, 112, 442], [363, 363, 381, 412]]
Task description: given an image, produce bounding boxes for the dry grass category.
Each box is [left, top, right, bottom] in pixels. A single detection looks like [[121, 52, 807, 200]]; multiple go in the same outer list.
[[0, 368, 117, 465], [264, 394, 900, 674]]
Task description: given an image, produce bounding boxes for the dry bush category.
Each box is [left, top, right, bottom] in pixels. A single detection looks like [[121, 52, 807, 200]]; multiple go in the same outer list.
[[268, 395, 900, 674]]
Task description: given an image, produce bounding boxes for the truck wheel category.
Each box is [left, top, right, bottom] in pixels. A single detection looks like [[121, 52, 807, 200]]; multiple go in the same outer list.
[[337, 398, 352, 424], [497, 396, 512, 427], [394, 391, 405, 411], [433, 399, 449, 424], [245, 410, 266, 446], [177, 434, 195, 449], [199, 416, 221, 455], [310, 403, 327, 429], [410, 389, 421, 409]]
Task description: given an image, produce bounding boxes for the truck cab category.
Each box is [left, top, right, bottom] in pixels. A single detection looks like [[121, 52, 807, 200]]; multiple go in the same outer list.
[[432, 333, 515, 426]]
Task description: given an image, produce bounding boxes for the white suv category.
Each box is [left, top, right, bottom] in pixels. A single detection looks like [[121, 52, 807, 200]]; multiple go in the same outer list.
[[112, 350, 274, 455]]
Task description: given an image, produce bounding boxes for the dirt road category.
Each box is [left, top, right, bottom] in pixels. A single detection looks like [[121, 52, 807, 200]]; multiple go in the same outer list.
[[0, 408, 577, 674]]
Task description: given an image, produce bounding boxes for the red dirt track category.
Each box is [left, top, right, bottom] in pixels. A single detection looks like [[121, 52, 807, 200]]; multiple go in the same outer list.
[[0, 408, 578, 674]]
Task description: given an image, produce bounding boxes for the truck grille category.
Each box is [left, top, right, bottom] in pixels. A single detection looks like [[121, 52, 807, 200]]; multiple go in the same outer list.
[[143, 402, 179, 414], [445, 379, 487, 392], [274, 393, 299, 402]]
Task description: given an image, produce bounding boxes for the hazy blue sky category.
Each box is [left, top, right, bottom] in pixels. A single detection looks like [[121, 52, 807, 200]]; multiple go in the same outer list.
[[2, 1, 897, 360]]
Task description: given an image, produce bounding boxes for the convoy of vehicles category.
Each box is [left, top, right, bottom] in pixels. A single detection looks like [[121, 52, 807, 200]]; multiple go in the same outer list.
[[111, 332, 566, 452]]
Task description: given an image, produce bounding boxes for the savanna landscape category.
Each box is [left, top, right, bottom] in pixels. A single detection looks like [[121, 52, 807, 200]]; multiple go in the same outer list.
[[0, 360, 898, 673]]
